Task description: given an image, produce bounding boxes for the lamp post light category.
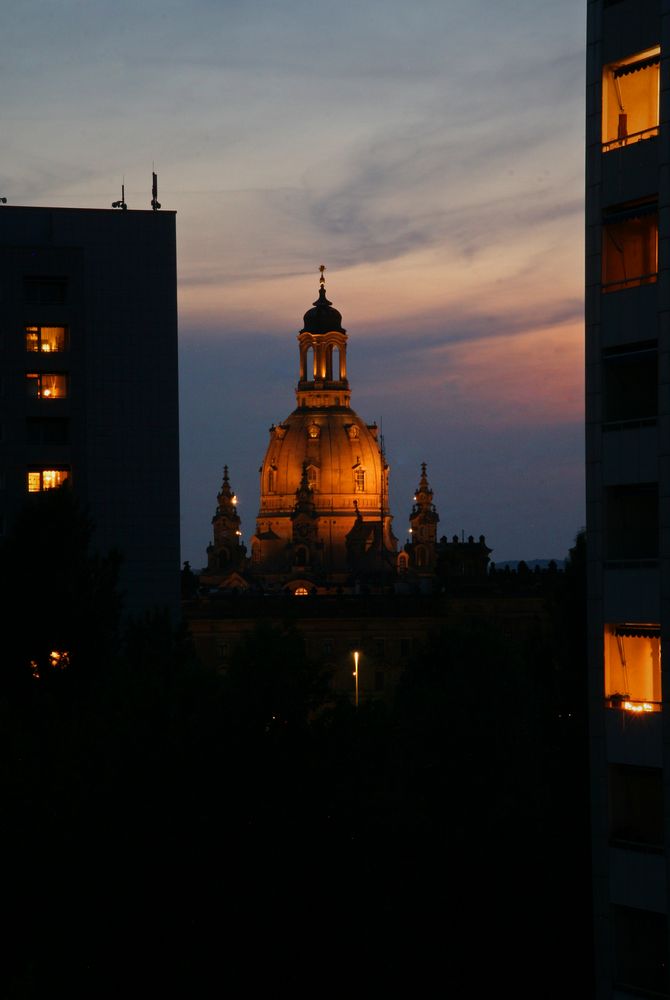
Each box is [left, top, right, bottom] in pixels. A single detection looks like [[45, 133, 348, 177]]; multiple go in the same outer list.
[[353, 650, 360, 707]]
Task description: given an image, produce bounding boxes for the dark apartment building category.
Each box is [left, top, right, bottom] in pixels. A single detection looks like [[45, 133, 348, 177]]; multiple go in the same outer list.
[[586, 0, 670, 994], [0, 205, 180, 615]]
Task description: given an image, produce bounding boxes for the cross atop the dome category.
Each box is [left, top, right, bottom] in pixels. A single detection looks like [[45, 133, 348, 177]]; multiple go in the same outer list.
[[319, 264, 326, 287]]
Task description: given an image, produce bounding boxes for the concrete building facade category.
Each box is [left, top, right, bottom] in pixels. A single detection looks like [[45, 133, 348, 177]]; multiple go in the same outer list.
[[586, 1, 670, 993], [0, 205, 180, 615]]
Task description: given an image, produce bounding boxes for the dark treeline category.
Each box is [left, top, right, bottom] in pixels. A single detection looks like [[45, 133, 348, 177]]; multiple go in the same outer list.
[[3, 490, 591, 996]]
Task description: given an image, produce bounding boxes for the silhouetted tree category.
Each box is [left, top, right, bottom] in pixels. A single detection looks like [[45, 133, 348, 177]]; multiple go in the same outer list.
[[0, 484, 121, 697]]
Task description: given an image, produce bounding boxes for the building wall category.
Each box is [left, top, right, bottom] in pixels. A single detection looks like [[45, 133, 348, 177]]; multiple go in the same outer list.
[[586, 1, 670, 994], [0, 206, 180, 615]]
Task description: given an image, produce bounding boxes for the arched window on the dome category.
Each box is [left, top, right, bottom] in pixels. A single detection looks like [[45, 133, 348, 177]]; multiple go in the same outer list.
[[294, 587, 309, 597], [354, 469, 366, 492], [398, 552, 409, 573], [415, 545, 427, 568], [325, 344, 342, 381], [333, 345, 342, 380], [307, 465, 318, 489], [268, 466, 277, 492]]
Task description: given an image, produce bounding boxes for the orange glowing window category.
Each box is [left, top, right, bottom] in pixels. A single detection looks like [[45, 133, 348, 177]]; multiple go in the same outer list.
[[602, 204, 658, 292], [602, 48, 660, 151], [604, 624, 661, 711], [27, 469, 70, 493], [294, 587, 309, 596], [26, 372, 68, 399], [354, 469, 366, 491], [25, 326, 68, 353]]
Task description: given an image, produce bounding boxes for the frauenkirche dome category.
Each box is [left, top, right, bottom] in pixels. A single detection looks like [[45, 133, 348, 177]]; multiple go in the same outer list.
[[250, 270, 397, 589]]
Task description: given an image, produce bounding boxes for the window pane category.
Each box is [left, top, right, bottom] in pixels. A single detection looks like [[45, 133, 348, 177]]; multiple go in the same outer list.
[[23, 277, 67, 305], [603, 346, 657, 421], [609, 765, 663, 846], [27, 471, 41, 493], [602, 212, 658, 292], [613, 906, 669, 995], [27, 469, 69, 492], [25, 326, 67, 352], [26, 373, 68, 399], [40, 374, 67, 399], [604, 625, 661, 709], [26, 418, 69, 445], [42, 469, 69, 490], [605, 484, 658, 558], [25, 327, 39, 352], [40, 327, 67, 352], [602, 49, 660, 150]]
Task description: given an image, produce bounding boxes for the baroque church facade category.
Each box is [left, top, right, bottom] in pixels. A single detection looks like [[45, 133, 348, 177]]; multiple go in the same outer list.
[[200, 274, 490, 595]]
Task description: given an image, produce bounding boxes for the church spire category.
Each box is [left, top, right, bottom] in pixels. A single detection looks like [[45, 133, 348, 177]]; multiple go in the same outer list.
[[296, 269, 350, 410], [407, 462, 439, 572], [206, 465, 246, 574]]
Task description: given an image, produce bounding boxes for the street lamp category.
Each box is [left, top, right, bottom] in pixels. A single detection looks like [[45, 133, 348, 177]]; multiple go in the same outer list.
[[353, 650, 360, 707]]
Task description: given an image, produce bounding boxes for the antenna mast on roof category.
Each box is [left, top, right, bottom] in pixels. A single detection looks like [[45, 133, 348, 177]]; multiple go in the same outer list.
[[151, 171, 161, 212], [112, 180, 127, 210]]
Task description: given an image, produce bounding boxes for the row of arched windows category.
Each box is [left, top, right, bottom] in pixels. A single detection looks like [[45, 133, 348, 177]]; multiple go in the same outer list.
[[300, 343, 345, 381], [267, 466, 366, 493]]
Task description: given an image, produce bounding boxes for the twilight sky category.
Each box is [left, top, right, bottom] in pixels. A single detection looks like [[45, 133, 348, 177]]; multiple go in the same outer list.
[[4, 0, 586, 565]]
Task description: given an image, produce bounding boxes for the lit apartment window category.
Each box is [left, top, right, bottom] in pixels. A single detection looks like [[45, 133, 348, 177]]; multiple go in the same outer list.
[[25, 326, 68, 353], [602, 47, 660, 151], [602, 203, 658, 292], [605, 483, 658, 559], [609, 764, 663, 848], [604, 624, 661, 712], [603, 343, 657, 423], [26, 373, 68, 399], [27, 469, 70, 492]]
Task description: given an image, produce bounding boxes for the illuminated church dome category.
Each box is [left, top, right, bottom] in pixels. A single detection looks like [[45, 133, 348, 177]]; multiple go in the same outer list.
[[250, 269, 397, 590]]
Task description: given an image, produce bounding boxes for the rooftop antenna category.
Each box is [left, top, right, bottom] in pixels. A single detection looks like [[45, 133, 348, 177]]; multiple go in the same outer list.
[[111, 179, 127, 210], [151, 170, 161, 212]]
